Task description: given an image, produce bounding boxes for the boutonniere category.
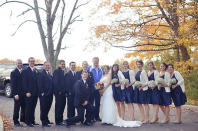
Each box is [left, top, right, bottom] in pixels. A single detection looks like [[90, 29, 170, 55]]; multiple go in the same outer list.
[[86, 83, 88, 88]]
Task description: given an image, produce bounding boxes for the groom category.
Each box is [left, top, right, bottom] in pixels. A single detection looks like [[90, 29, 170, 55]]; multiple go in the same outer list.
[[88, 57, 103, 121]]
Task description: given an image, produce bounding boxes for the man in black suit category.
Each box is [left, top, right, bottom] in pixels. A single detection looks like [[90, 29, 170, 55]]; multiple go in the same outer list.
[[65, 62, 78, 119], [76, 61, 95, 105], [66, 71, 94, 126], [11, 59, 25, 126], [22, 57, 39, 127], [38, 62, 53, 127], [53, 60, 66, 125]]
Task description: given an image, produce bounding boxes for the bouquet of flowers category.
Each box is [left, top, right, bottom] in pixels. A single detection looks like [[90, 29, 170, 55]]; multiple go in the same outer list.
[[134, 81, 142, 88], [156, 78, 166, 85], [111, 78, 118, 84], [122, 79, 129, 86], [95, 82, 104, 90], [147, 80, 157, 89], [169, 78, 177, 86]]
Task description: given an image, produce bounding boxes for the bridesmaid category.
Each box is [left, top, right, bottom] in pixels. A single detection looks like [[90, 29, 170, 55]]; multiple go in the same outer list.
[[111, 64, 125, 120], [147, 61, 161, 123], [134, 60, 149, 123], [122, 61, 135, 121], [168, 64, 187, 124], [158, 62, 171, 123]]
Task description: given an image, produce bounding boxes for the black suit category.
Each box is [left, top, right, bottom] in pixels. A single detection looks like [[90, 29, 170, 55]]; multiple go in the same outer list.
[[76, 70, 95, 103], [53, 67, 66, 124], [66, 79, 94, 124], [11, 68, 25, 124], [22, 67, 38, 125], [65, 70, 78, 118], [38, 69, 53, 125]]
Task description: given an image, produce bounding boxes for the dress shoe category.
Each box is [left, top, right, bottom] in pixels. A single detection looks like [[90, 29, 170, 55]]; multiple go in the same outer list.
[[42, 124, 51, 127], [27, 124, 34, 127], [32, 122, 39, 126], [14, 123, 22, 127], [95, 118, 102, 122], [83, 122, 91, 126], [56, 122, 65, 126], [47, 121, 54, 124]]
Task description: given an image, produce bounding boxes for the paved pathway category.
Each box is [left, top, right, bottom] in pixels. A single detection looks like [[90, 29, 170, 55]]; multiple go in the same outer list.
[[0, 93, 198, 131]]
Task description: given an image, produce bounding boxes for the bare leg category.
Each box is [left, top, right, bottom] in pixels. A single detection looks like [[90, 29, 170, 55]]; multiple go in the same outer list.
[[144, 104, 149, 123], [116, 102, 121, 118], [138, 104, 145, 122], [175, 106, 182, 123], [127, 103, 134, 120], [162, 106, 170, 123], [160, 105, 166, 115], [120, 102, 125, 120], [151, 104, 159, 123]]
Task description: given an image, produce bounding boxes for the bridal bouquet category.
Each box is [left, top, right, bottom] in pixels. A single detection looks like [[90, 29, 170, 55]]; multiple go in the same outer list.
[[95, 82, 104, 90], [111, 78, 118, 84], [134, 81, 142, 88], [147, 80, 157, 89], [156, 78, 166, 85], [169, 78, 177, 86]]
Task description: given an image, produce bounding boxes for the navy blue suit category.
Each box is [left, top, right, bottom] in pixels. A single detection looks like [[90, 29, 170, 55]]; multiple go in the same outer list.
[[76, 70, 95, 103], [11, 68, 25, 124], [65, 70, 78, 118], [22, 67, 38, 125], [67, 79, 94, 124], [53, 67, 66, 124], [38, 69, 53, 125]]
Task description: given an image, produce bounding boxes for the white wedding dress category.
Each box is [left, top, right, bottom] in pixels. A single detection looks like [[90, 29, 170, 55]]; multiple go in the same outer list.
[[100, 75, 142, 127]]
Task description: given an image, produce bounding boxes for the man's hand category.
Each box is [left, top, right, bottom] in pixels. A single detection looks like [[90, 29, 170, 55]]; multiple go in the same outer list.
[[26, 93, 31, 97], [82, 101, 88, 106], [58, 91, 62, 95], [14, 95, 19, 100], [41, 93, 44, 96]]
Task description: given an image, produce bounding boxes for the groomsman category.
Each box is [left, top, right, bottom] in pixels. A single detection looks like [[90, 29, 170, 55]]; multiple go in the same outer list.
[[65, 62, 78, 119], [88, 57, 103, 121], [53, 60, 66, 125], [22, 57, 39, 127], [76, 61, 95, 105], [11, 59, 25, 126], [66, 71, 94, 126], [38, 62, 53, 127]]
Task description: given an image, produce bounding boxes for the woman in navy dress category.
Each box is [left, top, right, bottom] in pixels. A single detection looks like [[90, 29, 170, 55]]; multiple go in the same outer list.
[[158, 62, 171, 123], [111, 64, 125, 120], [122, 61, 135, 120], [147, 62, 161, 123], [168, 64, 187, 124], [134, 60, 149, 123]]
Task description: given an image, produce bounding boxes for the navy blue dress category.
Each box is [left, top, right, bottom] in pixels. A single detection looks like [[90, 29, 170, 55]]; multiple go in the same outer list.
[[112, 74, 125, 102], [122, 71, 134, 103], [170, 73, 187, 107], [134, 71, 150, 104], [148, 72, 161, 105], [159, 75, 171, 106]]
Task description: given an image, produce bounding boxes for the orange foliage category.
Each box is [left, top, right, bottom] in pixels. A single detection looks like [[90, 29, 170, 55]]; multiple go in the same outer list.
[[0, 58, 15, 64]]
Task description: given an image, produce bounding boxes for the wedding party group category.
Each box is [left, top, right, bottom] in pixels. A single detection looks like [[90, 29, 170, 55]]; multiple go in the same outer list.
[[10, 56, 187, 128]]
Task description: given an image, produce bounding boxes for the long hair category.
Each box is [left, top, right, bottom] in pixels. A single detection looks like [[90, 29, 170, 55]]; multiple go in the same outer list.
[[111, 64, 119, 77], [123, 61, 130, 69], [148, 61, 156, 70], [161, 62, 168, 70]]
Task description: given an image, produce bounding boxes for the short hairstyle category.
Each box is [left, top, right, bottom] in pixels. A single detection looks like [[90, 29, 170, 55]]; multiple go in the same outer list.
[[168, 64, 174, 69], [16, 59, 22, 63], [92, 57, 99, 61], [44, 61, 50, 65], [28, 57, 35, 62], [82, 61, 88, 65], [59, 60, 65, 64], [148, 61, 156, 70], [69, 61, 76, 66], [136, 60, 144, 66], [161, 62, 168, 70], [103, 65, 110, 70], [81, 70, 88, 75]]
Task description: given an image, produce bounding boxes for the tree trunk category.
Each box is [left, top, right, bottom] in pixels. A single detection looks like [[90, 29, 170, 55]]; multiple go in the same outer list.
[[179, 45, 190, 61], [176, 45, 180, 62]]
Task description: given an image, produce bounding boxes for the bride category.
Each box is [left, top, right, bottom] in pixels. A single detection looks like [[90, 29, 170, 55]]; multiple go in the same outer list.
[[99, 65, 142, 127]]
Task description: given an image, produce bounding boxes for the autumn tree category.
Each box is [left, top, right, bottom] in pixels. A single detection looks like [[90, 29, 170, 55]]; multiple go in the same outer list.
[[93, 0, 198, 62], [0, 0, 90, 71]]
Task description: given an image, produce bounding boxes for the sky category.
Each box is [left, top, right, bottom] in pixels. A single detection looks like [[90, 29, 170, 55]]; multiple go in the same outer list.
[[0, 0, 130, 66]]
